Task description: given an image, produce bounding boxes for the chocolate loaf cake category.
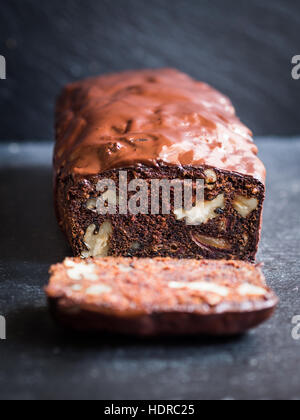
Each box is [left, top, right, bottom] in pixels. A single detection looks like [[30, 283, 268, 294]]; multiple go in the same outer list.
[[46, 258, 278, 336], [54, 69, 266, 262]]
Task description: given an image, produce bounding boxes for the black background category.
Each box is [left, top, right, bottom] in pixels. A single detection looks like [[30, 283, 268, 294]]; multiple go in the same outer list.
[[0, 0, 300, 141]]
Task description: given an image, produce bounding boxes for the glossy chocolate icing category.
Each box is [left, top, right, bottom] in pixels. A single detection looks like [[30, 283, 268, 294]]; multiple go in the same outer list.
[[55, 69, 266, 182]]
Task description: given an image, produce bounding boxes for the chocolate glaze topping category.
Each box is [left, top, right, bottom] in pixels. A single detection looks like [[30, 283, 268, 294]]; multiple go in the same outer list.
[[55, 69, 266, 182]]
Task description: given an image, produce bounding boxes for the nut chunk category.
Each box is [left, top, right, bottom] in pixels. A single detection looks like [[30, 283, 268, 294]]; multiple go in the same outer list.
[[81, 222, 113, 258], [54, 69, 266, 262], [46, 257, 278, 337]]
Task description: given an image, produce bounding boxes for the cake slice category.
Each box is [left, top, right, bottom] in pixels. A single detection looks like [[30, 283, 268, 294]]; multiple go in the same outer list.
[[46, 258, 277, 336]]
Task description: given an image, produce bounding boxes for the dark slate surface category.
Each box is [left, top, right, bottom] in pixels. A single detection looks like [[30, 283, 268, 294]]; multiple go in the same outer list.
[[0, 0, 300, 140], [0, 138, 300, 400]]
